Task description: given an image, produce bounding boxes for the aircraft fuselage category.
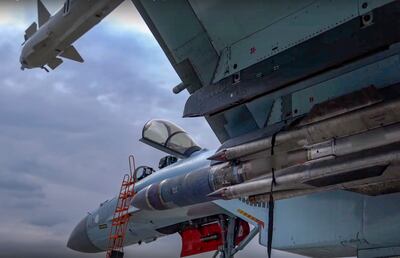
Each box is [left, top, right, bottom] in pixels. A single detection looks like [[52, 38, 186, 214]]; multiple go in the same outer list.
[[67, 149, 224, 252]]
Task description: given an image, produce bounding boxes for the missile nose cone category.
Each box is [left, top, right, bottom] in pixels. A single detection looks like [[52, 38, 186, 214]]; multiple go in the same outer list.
[[67, 216, 101, 253], [207, 188, 227, 199], [19, 57, 29, 70], [208, 150, 227, 161]]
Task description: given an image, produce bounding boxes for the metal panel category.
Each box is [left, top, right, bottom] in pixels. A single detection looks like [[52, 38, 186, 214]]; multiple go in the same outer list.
[[214, 192, 400, 257], [213, 0, 360, 82], [213, 199, 267, 229], [188, 0, 315, 52], [358, 0, 395, 15], [140, 0, 203, 52], [133, 0, 219, 90], [245, 95, 274, 128], [268, 98, 283, 126], [358, 246, 400, 258], [204, 44, 400, 142], [291, 54, 400, 116], [363, 192, 400, 245], [223, 105, 258, 138], [184, 1, 400, 117], [272, 191, 364, 253]]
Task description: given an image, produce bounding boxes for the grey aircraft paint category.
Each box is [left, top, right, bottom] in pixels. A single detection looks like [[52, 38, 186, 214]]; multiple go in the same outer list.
[[18, 0, 400, 257], [20, 0, 124, 71]]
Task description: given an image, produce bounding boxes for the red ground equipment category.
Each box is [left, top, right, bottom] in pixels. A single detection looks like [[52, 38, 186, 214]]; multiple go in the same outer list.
[[179, 219, 250, 257]]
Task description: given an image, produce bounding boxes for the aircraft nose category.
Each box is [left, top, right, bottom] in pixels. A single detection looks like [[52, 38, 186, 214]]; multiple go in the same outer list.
[[67, 215, 101, 253]]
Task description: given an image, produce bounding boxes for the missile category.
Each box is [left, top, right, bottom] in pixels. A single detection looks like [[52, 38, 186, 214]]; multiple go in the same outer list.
[[209, 97, 400, 162], [133, 121, 400, 210], [248, 189, 322, 203], [210, 122, 400, 190], [208, 145, 400, 200], [208, 138, 272, 162], [20, 0, 124, 71], [247, 186, 338, 203], [132, 96, 400, 211]]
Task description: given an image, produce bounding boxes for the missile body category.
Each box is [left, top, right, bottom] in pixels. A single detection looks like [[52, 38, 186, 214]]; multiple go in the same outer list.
[[20, 0, 124, 71], [210, 145, 400, 200], [210, 122, 400, 191], [209, 97, 400, 163], [132, 98, 400, 211]]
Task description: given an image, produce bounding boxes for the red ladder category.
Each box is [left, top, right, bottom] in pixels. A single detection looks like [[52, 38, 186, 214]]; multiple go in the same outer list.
[[106, 156, 137, 258]]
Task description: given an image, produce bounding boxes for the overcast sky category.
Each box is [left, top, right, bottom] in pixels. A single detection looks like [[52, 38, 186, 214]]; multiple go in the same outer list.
[[0, 1, 308, 257]]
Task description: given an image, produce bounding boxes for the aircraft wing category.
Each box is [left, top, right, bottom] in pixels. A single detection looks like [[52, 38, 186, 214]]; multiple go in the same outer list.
[[133, 0, 219, 94], [132, 0, 400, 204], [132, 0, 397, 141]]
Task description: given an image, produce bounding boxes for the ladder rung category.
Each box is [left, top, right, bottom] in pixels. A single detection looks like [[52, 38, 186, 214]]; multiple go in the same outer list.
[[112, 219, 128, 225], [119, 192, 134, 199], [112, 214, 130, 221], [112, 222, 127, 226], [122, 181, 134, 186], [107, 160, 137, 257], [112, 219, 129, 225], [115, 207, 129, 212], [109, 234, 122, 239]]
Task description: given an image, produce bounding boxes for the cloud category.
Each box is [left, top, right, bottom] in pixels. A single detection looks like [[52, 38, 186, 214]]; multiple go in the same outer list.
[[0, 0, 149, 34], [0, 2, 305, 258], [105, 1, 151, 34]]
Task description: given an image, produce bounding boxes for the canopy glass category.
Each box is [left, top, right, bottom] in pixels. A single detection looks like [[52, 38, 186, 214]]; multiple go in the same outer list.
[[141, 119, 201, 158]]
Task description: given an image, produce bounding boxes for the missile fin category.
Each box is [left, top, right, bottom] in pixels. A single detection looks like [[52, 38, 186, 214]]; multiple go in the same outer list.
[[38, 0, 51, 27], [60, 45, 84, 63], [24, 22, 37, 41], [47, 57, 63, 70]]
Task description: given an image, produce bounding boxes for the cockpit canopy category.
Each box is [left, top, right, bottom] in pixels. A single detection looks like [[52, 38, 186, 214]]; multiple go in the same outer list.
[[140, 119, 201, 158]]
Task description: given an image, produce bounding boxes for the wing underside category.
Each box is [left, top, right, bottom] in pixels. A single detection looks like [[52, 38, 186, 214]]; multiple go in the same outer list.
[[132, 1, 400, 256]]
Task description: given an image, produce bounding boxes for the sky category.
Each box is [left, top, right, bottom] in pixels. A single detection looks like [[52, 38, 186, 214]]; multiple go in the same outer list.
[[0, 1, 306, 257]]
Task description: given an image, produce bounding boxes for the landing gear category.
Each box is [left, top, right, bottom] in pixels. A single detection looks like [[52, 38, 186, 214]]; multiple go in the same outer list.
[[213, 216, 260, 258]]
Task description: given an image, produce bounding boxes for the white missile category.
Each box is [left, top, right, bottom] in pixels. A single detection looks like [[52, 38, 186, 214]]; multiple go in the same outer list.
[[208, 146, 400, 200], [209, 97, 400, 163], [20, 0, 124, 72], [209, 121, 400, 190]]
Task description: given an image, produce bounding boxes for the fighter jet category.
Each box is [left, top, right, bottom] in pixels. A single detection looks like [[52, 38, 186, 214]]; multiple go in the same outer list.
[[20, 0, 124, 72], [42, 0, 400, 257], [67, 130, 258, 257]]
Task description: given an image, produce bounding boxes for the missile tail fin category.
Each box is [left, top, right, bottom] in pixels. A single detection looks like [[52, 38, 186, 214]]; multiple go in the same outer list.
[[38, 0, 51, 27], [60, 45, 84, 63], [48, 58, 63, 70], [24, 22, 37, 42]]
